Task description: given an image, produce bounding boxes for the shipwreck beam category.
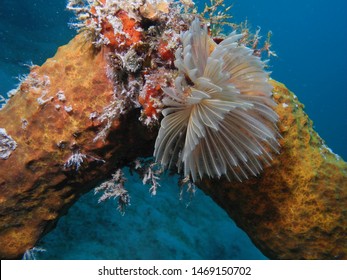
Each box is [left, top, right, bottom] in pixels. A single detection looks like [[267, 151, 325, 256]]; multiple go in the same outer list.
[[0, 34, 346, 259], [199, 80, 347, 259]]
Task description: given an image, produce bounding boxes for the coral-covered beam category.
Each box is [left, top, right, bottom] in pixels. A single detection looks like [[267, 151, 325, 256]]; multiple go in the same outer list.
[[199, 80, 347, 259], [0, 34, 156, 259], [0, 34, 346, 259]]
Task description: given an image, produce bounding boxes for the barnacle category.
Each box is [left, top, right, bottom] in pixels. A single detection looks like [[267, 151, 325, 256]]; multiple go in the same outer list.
[[154, 18, 279, 182]]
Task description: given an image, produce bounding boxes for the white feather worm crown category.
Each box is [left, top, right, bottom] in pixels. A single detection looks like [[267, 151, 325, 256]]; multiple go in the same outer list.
[[154, 18, 280, 182]]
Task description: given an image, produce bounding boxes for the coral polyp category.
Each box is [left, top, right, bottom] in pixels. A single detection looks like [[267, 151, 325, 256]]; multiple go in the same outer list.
[[154, 19, 279, 182]]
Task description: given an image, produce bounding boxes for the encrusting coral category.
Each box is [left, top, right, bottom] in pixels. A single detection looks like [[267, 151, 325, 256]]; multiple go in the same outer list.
[[0, 33, 154, 259], [201, 80, 347, 259], [0, 0, 346, 259]]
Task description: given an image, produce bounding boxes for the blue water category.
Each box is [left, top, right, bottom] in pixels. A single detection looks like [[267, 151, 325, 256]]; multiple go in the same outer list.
[[0, 0, 346, 259]]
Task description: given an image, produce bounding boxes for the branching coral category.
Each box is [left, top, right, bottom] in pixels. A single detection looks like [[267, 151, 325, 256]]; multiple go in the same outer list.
[[200, 0, 234, 37], [94, 169, 130, 214], [130, 158, 163, 195], [235, 20, 277, 58], [63, 150, 87, 171], [198, 1, 277, 58], [154, 18, 279, 182]]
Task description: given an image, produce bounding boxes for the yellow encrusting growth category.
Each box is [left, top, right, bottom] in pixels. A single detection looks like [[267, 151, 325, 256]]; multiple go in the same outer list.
[[200, 80, 347, 259]]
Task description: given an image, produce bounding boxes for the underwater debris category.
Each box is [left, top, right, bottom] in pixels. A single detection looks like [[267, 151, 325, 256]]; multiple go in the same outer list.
[[94, 169, 130, 214], [0, 128, 17, 160], [154, 18, 279, 182]]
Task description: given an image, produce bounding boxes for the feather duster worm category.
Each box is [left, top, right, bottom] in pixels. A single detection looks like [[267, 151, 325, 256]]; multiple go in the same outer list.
[[154, 18, 279, 182]]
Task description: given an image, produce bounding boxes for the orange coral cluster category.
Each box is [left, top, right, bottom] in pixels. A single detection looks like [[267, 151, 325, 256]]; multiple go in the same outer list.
[[113, 10, 142, 50], [158, 39, 175, 62], [138, 38, 176, 121], [139, 84, 162, 118], [89, 2, 142, 50]]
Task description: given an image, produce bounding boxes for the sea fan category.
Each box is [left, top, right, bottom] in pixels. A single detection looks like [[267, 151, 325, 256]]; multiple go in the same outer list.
[[154, 18, 279, 182]]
